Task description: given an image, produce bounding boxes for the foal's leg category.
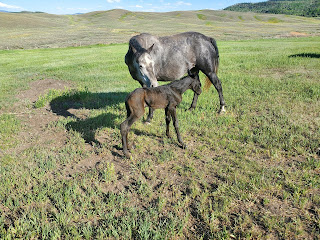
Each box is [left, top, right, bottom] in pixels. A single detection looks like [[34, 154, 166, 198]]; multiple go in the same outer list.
[[188, 93, 199, 111], [169, 107, 186, 149], [207, 72, 226, 113], [165, 107, 171, 138], [120, 115, 139, 158], [145, 107, 154, 124], [188, 70, 200, 111], [120, 119, 130, 158]]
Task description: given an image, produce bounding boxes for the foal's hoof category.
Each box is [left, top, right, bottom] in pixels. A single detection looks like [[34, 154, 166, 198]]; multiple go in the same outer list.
[[123, 151, 131, 159], [181, 144, 187, 149], [127, 143, 136, 150]]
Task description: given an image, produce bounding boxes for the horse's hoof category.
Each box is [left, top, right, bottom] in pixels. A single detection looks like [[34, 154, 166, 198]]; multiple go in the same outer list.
[[181, 144, 187, 149], [218, 106, 226, 114], [144, 121, 151, 125]]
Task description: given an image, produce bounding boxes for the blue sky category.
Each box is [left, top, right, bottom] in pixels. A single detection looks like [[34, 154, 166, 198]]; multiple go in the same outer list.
[[0, 0, 262, 14]]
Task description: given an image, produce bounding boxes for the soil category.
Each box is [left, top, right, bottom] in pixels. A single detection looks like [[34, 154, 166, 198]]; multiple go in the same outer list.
[[12, 79, 73, 154]]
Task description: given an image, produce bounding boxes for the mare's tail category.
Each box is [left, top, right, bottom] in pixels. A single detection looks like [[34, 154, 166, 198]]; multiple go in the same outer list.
[[204, 37, 219, 91]]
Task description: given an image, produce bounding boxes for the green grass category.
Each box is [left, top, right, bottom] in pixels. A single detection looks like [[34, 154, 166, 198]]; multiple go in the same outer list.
[[0, 37, 320, 239]]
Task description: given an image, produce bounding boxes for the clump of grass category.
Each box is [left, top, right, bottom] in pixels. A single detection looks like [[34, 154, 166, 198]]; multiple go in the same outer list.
[[268, 17, 282, 23], [254, 15, 262, 21], [197, 14, 207, 20], [99, 162, 116, 182], [34, 87, 90, 108], [0, 114, 21, 150]]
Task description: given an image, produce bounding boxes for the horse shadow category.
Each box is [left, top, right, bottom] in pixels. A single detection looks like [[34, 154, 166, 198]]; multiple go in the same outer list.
[[50, 90, 129, 143], [289, 53, 320, 58]]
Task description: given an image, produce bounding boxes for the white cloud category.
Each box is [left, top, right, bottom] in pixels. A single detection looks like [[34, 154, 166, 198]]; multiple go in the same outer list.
[[176, 1, 192, 6], [107, 0, 121, 3], [135, 5, 143, 8], [67, 7, 91, 11], [0, 1, 23, 10]]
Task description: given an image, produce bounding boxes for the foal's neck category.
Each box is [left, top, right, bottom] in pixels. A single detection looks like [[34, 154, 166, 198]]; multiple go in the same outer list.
[[170, 76, 193, 95]]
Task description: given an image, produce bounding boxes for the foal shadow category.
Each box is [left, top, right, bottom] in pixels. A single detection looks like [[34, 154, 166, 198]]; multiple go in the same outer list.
[[50, 90, 129, 143], [65, 113, 118, 143]]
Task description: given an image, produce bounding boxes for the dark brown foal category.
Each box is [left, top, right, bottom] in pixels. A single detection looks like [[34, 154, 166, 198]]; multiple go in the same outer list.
[[120, 73, 202, 158]]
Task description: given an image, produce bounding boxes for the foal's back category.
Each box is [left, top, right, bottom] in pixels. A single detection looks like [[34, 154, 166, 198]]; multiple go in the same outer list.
[[143, 85, 180, 109]]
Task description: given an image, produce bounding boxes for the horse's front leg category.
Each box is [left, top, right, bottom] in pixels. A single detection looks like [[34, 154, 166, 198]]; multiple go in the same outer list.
[[170, 107, 186, 149], [145, 107, 154, 124], [188, 92, 199, 111]]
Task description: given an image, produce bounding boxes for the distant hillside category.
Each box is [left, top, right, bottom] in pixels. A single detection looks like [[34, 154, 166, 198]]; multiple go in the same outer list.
[[0, 9, 319, 49], [225, 0, 320, 17]]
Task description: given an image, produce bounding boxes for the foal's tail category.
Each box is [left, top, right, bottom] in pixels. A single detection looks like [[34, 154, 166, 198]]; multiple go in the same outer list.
[[204, 37, 220, 91], [125, 100, 131, 118]]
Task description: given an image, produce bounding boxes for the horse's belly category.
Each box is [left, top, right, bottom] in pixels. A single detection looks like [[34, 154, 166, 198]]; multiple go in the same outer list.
[[156, 55, 193, 81], [157, 66, 187, 81]]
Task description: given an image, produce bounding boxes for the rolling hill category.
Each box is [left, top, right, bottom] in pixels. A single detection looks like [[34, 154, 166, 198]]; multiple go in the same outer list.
[[225, 0, 320, 17], [0, 9, 319, 49]]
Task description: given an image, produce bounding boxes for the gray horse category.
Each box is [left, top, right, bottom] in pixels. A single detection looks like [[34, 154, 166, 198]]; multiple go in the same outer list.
[[125, 31, 226, 122]]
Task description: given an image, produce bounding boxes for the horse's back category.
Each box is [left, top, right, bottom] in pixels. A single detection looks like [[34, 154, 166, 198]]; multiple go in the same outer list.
[[125, 32, 219, 82]]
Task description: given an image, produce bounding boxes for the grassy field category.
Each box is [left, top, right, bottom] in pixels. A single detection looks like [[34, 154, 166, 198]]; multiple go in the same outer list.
[[0, 36, 319, 239], [0, 9, 320, 49]]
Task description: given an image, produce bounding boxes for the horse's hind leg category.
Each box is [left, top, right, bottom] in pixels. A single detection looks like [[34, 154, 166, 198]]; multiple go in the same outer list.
[[207, 72, 226, 113]]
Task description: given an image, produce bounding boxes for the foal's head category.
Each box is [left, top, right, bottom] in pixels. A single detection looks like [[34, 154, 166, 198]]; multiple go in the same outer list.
[[188, 71, 202, 95]]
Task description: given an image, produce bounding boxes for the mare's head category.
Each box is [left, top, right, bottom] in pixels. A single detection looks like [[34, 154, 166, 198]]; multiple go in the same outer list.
[[188, 71, 202, 95], [130, 44, 158, 88]]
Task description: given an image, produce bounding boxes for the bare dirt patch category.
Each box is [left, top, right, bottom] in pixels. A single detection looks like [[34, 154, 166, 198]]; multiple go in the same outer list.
[[11, 78, 133, 182], [12, 79, 74, 154], [289, 31, 310, 37]]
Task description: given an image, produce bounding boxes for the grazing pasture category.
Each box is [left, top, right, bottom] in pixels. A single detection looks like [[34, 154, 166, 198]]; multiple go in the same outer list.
[[0, 35, 319, 239]]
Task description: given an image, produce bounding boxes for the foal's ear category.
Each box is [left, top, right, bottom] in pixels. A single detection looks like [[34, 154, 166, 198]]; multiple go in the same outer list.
[[188, 69, 195, 78], [147, 44, 154, 54]]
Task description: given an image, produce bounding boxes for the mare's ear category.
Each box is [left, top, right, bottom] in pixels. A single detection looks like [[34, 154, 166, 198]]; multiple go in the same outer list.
[[130, 44, 138, 54], [147, 44, 154, 54]]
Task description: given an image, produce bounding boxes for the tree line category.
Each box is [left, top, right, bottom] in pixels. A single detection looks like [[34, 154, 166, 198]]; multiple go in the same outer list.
[[224, 0, 320, 17]]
